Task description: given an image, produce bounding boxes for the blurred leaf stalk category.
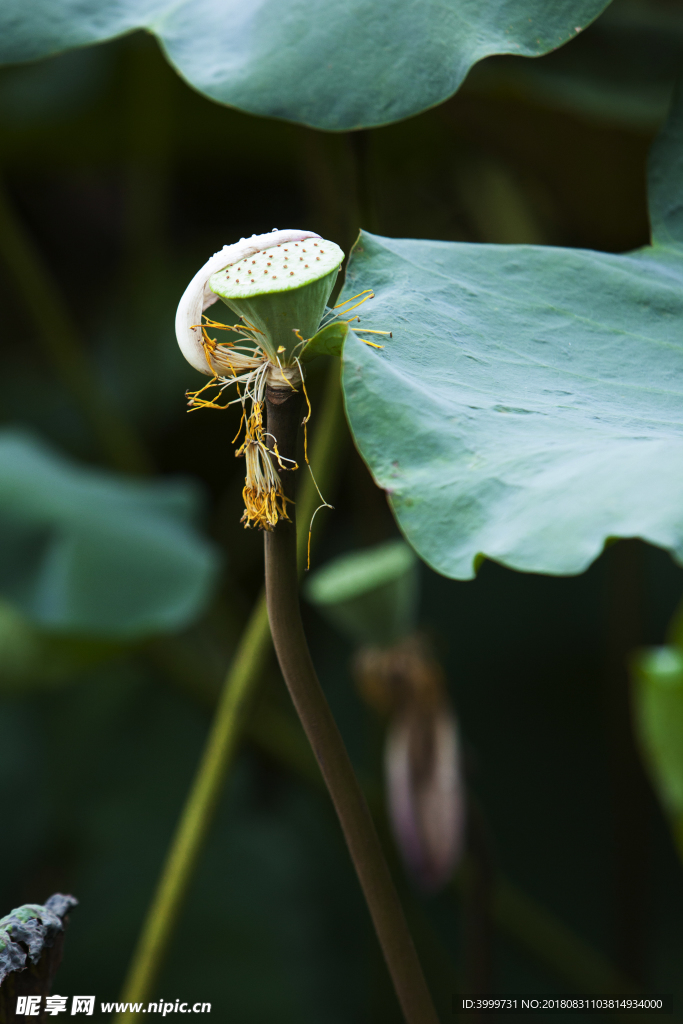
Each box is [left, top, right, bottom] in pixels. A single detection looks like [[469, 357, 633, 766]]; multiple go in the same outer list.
[[631, 596, 683, 862]]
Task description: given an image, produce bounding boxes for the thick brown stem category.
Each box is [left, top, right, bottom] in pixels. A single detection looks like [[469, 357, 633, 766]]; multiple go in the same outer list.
[[264, 386, 439, 1024]]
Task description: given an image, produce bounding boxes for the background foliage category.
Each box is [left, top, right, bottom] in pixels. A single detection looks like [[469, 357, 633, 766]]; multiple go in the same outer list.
[[1, 1, 683, 1020], [0, 0, 611, 129]]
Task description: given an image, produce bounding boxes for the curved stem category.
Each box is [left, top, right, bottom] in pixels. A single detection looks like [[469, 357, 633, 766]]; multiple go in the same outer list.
[[115, 361, 347, 1020], [0, 179, 151, 475], [264, 385, 439, 1024]]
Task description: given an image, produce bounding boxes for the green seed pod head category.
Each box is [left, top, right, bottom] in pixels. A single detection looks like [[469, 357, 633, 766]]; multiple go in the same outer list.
[[176, 229, 344, 372], [209, 236, 344, 363]]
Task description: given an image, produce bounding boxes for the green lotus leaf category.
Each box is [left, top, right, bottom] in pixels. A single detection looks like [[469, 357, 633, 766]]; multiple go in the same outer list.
[[0, 0, 611, 130], [341, 83, 683, 579], [0, 430, 218, 638]]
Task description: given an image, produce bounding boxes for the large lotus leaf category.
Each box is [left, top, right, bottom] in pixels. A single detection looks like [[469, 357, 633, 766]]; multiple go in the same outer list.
[[0, 0, 611, 130], [0, 430, 217, 638], [340, 85, 683, 579]]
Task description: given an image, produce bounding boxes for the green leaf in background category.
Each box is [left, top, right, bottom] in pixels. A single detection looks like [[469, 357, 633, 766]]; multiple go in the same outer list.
[[467, 3, 683, 132], [0, 0, 611, 130], [341, 82, 683, 580], [631, 646, 683, 856], [305, 540, 418, 648], [0, 430, 218, 638], [0, 599, 122, 691]]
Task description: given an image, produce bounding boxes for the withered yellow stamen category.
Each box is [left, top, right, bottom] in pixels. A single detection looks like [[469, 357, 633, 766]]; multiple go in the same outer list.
[[236, 398, 295, 531]]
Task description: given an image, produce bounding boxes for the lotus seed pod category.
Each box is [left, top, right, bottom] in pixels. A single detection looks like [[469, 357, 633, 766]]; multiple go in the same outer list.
[[208, 236, 344, 363], [175, 229, 325, 375]]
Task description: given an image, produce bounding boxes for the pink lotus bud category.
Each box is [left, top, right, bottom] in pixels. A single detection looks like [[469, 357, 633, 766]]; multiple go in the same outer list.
[[353, 635, 465, 890], [386, 702, 465, 892]]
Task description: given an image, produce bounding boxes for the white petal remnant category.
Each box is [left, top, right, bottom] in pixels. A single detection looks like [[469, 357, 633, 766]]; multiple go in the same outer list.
[[175, 229, 322, 375]]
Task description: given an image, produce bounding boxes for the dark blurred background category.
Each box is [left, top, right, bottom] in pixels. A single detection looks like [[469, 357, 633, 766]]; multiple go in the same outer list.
[[1, 0, 683, 1019]]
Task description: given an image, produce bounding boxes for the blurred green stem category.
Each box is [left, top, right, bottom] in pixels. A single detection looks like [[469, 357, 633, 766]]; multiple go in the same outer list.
[[115, 362, 346, 1021], [0, 179, 150, 475], [123, 35, 172, 277], [263, 386, 439, 1024], [604, 539, 649, 984], [117, 597, 271, 1023], [492, 879, 639, 997]]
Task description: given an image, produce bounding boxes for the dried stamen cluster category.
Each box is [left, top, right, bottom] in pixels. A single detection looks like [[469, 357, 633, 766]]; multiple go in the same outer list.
[[186, 318, 300, 529]]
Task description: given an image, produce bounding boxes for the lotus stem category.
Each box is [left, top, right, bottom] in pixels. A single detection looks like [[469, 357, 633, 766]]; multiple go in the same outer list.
[[263, 383, 439, 1024]]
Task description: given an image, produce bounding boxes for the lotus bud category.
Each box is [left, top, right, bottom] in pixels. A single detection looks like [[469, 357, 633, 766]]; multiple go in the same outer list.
[[386, 701, 464, 893], [175, 229, 345, 530], [354, 635, 465, 891]]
